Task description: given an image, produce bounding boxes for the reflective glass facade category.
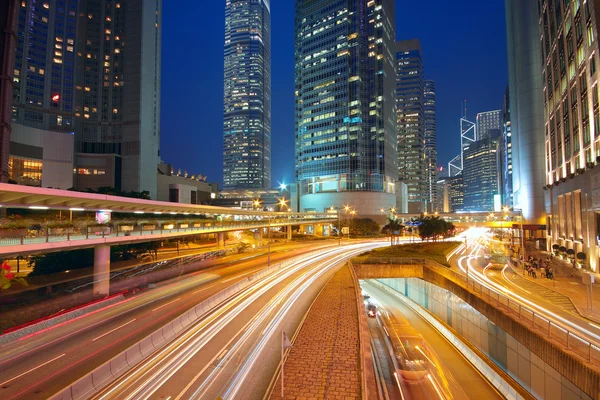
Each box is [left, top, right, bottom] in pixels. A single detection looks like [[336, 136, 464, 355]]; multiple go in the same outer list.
[[424, 79, 437, 209], [223, 0, 271, 190], [462, 134, 501, 212], [476, 110, 502, 140], [12, 0, 79, 132], [294, 0, 397, 204]]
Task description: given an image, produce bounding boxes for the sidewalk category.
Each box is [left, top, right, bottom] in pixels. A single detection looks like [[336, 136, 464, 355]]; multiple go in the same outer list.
[[269, 265, 361, 399], [510, 245, 600, 323]]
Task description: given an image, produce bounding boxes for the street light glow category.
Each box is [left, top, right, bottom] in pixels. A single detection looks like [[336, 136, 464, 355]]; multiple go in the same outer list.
[[279, 182, 287, 190]]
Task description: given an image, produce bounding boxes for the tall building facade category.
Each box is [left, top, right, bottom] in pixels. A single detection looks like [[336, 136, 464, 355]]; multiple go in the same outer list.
[[525, 0, 600, 272], [424, 79, 437, 210], [74, 0, 162, 197], [9, 0, 77, 189], [396, 40, 426, 213], [462, 133, 501, 211], [223, 0, 271, 190], [505, 0, 546, 224], [294, 0, 397, 220], [476, 110, 502, 140], [10, 0, 162, 195], [501, 87, 513, 207]]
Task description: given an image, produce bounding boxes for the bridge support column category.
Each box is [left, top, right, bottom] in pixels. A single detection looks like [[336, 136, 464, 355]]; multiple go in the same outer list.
[[93, 244, 110, 296], [314, 224, 324, 237], [287, 225, 292, 241], [217, 232, 225, 248]]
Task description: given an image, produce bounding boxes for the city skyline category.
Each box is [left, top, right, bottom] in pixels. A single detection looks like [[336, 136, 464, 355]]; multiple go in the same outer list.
[[160, 0, 508, 187]]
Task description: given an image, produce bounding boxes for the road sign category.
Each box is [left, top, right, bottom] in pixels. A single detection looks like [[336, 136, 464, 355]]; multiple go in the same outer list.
[[341, 227, 349, 234]]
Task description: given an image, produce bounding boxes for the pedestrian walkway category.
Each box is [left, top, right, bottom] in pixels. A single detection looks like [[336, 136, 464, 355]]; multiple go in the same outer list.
[[269, 265, 361, 400], [506, 244, 600, 323]]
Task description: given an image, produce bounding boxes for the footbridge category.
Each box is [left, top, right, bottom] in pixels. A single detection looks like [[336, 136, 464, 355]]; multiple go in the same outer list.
[[0, 184, 336, 294]]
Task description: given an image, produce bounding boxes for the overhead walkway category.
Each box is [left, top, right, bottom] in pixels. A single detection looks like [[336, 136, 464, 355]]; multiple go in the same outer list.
[[0, 184, 337, 294]]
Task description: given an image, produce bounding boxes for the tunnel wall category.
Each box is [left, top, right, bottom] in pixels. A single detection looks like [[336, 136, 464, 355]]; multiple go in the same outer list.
[[376, 277, 593, 400]]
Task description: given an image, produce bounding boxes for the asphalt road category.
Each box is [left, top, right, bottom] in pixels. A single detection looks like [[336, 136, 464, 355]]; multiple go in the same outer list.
[[0, 240, 343, 399], [361, 280, 504, 400], [91, 243, 384, 400]]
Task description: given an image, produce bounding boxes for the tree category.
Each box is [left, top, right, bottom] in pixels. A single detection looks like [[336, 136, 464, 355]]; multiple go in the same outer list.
[[415, 216, 456, 242], [349, 218, 380, 236], [381, 218, 404, 245]]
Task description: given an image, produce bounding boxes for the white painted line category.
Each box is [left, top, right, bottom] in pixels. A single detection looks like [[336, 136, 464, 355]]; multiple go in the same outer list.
[[222, 271, 254, 283], [92, 319, 137, 342], [152, 298, 181, 312], [193, 284, 215, 294], [0, 353, 66, 386]]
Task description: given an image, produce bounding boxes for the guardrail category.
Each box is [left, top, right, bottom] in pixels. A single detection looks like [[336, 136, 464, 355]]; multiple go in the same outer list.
[[370, 280, 530, 400], [354, 257, 600, 367], [51, 246, 335, 400]]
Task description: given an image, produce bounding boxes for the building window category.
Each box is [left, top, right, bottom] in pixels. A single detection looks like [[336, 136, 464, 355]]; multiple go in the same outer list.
[[8, 156, 42, 186], [169, 188, 179, 203]]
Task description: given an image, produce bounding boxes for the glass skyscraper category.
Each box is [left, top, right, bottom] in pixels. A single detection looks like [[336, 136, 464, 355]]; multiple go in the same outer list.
[[396, 40, 425, 213], [424, 79, 437, 210], [74, 0, 162, 198], [223, 0, 271, 190], [294, 0, 397, 219], [12, 0, 78, 132]]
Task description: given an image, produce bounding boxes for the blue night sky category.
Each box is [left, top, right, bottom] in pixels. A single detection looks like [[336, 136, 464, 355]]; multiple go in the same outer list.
[[160, 1, 508, 187]]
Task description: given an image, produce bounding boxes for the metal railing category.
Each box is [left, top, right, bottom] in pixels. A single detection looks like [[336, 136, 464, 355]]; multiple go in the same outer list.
[[354, 257, 600, 367], [0, 216, 336, 248]]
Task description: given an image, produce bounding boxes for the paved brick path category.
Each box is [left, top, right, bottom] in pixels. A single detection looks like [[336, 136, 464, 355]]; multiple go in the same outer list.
[[270, 265, 361, 400]]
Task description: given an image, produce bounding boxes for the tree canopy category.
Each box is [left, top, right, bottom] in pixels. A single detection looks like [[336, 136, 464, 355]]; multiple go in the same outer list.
[[415, 216, 455, 242]]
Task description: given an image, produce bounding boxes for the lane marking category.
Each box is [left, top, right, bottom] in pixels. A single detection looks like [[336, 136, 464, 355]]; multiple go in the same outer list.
[[152, 298, 180, 312], [92, 319, 137, 342], [193, 284, 215, 294], [0, 353, 66, 387]]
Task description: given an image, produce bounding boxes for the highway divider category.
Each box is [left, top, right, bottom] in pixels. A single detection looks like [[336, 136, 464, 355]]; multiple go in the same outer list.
[[0, 292, 126, 345], [51, 247, 332, 400]]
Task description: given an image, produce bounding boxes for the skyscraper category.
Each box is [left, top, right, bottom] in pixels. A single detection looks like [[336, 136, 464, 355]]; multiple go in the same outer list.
[[73, 0, 162, 198], [462, 132, 501, 212], [9, 0, 79, 189], [505, 0, 545, 224], [223, 0, 271, 190], [396, 40, 426, 213], [519, 0, 600, 271], [294, 0, 397, 219], [476, 110, 502, 140], [424, 80, 437, 210], [501, 87, 513, 207]]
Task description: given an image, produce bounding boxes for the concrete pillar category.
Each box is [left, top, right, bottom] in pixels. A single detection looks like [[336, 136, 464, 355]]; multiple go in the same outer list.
[[287, 225, 292, 240], [314, 224, 323, 236], [217, 232, 225, 248], [93, 244, 110, 296]]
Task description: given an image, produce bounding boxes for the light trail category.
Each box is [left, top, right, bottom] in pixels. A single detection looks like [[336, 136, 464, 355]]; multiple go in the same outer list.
[[457, 230, 600, 347], [93, 243, 382, 400]]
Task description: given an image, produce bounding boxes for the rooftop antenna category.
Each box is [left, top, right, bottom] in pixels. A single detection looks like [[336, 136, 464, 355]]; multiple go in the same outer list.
[[463, 99, 467, 119]]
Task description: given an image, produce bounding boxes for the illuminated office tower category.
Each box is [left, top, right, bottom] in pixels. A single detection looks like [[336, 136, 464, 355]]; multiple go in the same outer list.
[[9, 0, 79, 189], [74, 0, 162, 197], [396, 40, 426, 213], [294, 0, 397, 220], [512, 0, 600, 271], [223, 0, 271, 190], [501, 87, 513, 207], [476, 109, 502, 140], [462, 132, 501, 212], [424, 79, 437, 210]]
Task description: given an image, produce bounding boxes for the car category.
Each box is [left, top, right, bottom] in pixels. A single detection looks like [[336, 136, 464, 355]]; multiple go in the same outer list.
[[366, 302, 377, 318]]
